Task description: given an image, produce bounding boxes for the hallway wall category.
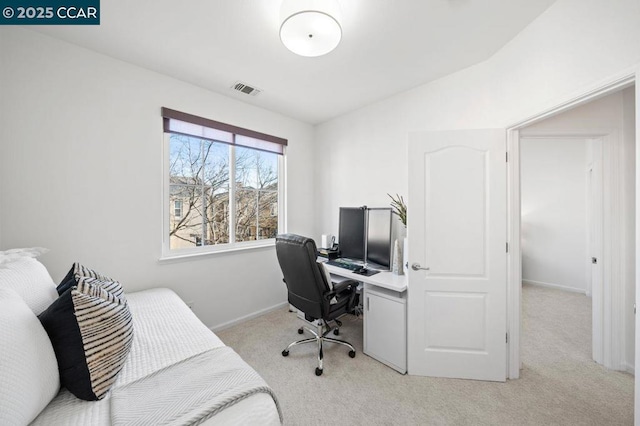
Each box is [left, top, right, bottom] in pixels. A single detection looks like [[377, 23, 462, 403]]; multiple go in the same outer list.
[[521, 138, 589, 293]]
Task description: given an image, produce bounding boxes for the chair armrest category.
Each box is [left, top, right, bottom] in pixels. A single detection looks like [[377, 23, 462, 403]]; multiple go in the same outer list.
[[323, 279, 358, 301], [333, 279, 358, 294]]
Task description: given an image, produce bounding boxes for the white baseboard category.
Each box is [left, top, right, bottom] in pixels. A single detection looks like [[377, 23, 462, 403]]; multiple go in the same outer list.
[[209, 301, 289, 333], [623, 362, 635, 375], [522, 279, 586, 295]]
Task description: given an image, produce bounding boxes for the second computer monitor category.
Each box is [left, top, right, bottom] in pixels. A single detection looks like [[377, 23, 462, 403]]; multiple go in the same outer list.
[[338, 207, 366, 262], [366, 208, 392, 270]]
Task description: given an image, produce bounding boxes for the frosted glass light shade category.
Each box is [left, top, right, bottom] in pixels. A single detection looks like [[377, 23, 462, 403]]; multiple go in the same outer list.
[[280, 10, 342, 57]]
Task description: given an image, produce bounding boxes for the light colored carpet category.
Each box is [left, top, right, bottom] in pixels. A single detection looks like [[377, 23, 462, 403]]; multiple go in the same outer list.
[[217, 283, 633, 425]]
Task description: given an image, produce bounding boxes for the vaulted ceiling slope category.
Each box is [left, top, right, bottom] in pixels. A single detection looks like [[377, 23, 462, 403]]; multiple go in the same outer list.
[[32, 0, 558, 124]]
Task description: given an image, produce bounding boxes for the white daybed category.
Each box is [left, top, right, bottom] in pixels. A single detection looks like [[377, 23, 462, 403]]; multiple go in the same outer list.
[[0, 254, 282, 426]]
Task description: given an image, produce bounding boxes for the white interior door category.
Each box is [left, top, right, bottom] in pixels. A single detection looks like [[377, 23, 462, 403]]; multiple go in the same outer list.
[[407, 129, 507, 381]]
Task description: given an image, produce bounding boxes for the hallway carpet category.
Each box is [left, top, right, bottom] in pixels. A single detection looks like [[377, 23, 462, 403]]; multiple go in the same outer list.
[[217, 283, 633, 425]]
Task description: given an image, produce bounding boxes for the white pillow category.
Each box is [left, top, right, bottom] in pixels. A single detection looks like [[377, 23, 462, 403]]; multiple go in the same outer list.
[[0, 287, 60, 425], [0, 257, 58, 314], [0, 247, 49, 266]]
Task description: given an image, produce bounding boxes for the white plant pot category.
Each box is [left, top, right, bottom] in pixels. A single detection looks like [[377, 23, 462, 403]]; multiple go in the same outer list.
[[403, 236, 409, 271]]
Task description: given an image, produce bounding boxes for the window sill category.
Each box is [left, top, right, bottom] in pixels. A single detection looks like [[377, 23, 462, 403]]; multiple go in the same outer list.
[[159, 239, 275, 263]]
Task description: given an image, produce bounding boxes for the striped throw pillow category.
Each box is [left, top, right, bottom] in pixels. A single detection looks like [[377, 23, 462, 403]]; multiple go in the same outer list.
[[38, 276, 134, 401], [57, 263, 125, 299]]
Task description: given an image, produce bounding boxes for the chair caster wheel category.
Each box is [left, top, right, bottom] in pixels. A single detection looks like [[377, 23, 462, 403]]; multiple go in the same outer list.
[[315, 368, 323, 376], [282, 350, 289, 357], [298, 328, 304, 334], [333, 329, 339, 336], [349, 350, 356, 358]]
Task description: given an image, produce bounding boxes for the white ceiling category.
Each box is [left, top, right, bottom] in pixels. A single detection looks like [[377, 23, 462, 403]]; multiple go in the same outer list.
[[32, 0, 557, 124]]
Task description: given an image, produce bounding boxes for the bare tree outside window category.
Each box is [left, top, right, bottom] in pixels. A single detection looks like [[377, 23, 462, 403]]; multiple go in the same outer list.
[[235, 147, 279, 242], [168, 135, 279, 250]]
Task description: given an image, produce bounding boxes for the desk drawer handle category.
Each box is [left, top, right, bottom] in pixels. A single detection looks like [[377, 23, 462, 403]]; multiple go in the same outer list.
[[411, 263, 430, 271]]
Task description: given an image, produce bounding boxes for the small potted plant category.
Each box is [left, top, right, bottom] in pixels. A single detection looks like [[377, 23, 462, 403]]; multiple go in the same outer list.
[[388, 194, 407, 275], [387, 193, 407, 227]]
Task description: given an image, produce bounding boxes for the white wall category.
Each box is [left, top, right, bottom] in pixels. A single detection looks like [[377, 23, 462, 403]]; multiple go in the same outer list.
[[313, 0, 640, 239], [0, 28, 316, 329], [520, 138, 588, 292]]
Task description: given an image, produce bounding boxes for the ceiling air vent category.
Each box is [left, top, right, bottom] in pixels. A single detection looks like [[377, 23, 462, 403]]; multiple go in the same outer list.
[[232, 81, 262, 96]]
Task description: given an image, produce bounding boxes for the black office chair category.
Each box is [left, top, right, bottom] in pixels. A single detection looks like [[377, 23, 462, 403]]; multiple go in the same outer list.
[[275, 233, 358, 376]]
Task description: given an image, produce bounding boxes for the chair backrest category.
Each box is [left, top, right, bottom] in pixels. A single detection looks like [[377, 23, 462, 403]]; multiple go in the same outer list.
[[275, 234, 330, 320]]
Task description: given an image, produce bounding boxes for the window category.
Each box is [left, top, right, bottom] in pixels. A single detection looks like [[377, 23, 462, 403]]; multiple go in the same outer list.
[[173, 200, 183, 218], [162, 108, 287, 256], [190, 234, 203, 246]]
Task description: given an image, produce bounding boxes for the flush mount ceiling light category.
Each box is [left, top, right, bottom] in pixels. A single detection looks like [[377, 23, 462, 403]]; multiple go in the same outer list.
[[279, 1, 342, 57]]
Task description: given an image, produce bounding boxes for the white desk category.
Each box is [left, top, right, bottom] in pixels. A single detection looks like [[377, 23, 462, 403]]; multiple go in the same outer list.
[[320, 259, 408, 373], [322, 261, 407, 293]]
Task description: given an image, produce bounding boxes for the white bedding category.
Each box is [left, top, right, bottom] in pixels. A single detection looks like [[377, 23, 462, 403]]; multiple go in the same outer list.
[[31, 288, 280, 425]]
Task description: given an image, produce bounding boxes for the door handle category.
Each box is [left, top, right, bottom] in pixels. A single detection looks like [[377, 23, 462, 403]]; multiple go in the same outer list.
[[411, 263, 430, 271]]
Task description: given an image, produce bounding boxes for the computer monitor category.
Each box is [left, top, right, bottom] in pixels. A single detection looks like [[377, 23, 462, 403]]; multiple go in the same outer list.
[[338, 207, 366, 262], [366, 208, 392, 270]]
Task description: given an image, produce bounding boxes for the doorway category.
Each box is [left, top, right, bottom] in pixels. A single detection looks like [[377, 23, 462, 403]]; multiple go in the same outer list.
[[519, 135, 603, 373], [507, 79, 637, 379]]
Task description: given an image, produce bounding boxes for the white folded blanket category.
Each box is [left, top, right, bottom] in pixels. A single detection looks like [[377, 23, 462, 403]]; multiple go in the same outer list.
[[111, 347, 282, 425]]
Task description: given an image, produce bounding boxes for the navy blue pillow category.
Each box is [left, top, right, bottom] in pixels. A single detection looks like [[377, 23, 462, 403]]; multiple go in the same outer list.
[[39, 277, 133, 401], [38, 287, 93, 399]]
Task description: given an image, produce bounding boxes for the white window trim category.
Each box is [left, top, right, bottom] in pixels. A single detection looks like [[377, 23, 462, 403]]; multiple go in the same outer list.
[[160, 133, 286, 261]]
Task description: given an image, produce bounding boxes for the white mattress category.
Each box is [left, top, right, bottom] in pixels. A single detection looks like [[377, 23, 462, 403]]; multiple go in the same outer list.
[[31, 288, 280, 425]]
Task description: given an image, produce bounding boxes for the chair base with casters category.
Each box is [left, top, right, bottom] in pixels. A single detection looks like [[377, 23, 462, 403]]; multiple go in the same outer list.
[[282, 316, 356, 376]]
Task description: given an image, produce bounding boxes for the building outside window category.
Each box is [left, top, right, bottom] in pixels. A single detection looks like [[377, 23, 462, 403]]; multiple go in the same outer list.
[[162, 108, 287, 256]]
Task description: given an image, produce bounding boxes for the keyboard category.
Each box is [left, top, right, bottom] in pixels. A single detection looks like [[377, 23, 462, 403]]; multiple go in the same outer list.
[[326, 259, 362, 271]]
